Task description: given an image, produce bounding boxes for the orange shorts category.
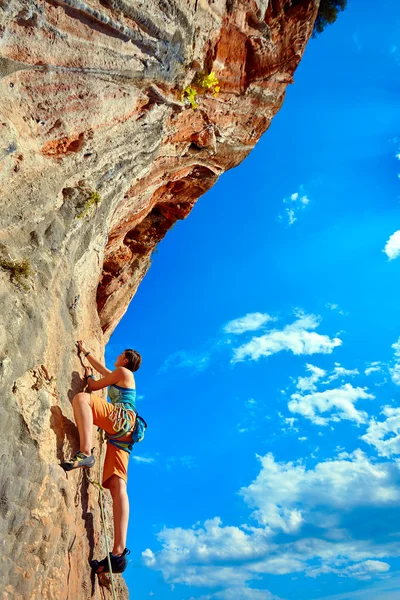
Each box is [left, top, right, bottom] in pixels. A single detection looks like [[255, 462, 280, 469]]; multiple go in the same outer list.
[[89, 394, 135, 489]]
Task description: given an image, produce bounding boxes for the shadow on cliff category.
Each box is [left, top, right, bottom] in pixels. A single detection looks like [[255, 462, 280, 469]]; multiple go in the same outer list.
[[75, 471, 96, 593], [67, 369, 85, 404], [50, 369, 85, 460], [50, 406, 79, 461]]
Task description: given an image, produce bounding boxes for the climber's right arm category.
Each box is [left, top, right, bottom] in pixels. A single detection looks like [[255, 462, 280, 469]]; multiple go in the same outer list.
[[86, 354, 111, 376], [77, 340, 111, 376]]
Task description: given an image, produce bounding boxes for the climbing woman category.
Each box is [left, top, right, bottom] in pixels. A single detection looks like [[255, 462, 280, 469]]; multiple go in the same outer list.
[[61, 340, 142, 574]]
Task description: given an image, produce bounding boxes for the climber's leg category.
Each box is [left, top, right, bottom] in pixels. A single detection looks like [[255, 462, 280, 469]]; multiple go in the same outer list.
[[108, 475, 130, 556], [72, 392, 93, 455], [90, 475, 130, 574], [61, 393, 96, 471]]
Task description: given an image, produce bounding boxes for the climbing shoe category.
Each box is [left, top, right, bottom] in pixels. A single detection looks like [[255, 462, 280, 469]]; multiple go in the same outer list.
[[61, 450, 95, 472], [90, 548, 130, 574]]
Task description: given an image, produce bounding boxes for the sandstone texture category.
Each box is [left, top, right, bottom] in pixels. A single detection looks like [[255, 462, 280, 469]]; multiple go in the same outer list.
[[0, 1, 318, 598]]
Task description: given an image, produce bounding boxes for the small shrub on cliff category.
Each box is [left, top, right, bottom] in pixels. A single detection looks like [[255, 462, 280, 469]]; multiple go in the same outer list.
[[0, 244, 33, 290], [76, 190, 101, 219], [313, 0, 347, 36], [181, 72, 220, 109]]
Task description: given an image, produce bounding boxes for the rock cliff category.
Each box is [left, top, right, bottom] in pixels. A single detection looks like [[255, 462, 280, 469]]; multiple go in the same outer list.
[[0, 1, 318, 598]]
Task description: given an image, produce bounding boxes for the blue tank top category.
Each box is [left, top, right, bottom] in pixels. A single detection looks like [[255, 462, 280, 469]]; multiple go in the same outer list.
[[108, 384, 136, 411]]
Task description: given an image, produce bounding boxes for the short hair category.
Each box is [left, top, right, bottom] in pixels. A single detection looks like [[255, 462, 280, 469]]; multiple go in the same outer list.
[[124, 349, 142, 372]]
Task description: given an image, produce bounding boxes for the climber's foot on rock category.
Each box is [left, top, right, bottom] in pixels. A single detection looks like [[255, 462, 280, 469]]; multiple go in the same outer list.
[[90, 549, 130, 574], [61, 451, 95, 471]]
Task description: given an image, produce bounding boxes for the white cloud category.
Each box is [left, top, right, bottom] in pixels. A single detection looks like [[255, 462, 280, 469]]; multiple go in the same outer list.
[[232, 312, 341, 363], [390, 337, 400, 385], [362, 406, 400, 457], [143, 452, 400, 594], [224, 313, 276, 335], [390, 363, 400, 385], [308, 559, 390, 580], [326, 303, 348, 315], [287, 209, 296, 225], [383, 230, 400, 260], [241, 450, 400, 533], [143, 518, 270, 588], [142, 548, 156, 566], [206, 587, 284, 600], [132, 456, 155, 464], [324, 364, 360, 383], [288, 384, 374, 426], [365, 362, 384, 376], [294, 362, 360, 398], [278, 189, 311, 225], [296, 363, 326, 392]]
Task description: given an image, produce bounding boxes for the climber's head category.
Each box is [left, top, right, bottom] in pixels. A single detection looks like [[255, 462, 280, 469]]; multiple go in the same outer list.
[[115, 349, 142, 372]]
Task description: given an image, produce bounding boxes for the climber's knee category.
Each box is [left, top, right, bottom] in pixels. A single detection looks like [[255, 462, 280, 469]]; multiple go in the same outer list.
[[72, 392, 91, 408], [108, 475, 126, 496]]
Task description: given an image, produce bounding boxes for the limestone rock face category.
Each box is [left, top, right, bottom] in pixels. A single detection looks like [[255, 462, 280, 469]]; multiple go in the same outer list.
[[0, 0, 317, 598]]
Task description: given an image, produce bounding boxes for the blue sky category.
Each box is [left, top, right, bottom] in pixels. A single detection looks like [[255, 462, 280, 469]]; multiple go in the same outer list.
[[105, 2, 400, 598]]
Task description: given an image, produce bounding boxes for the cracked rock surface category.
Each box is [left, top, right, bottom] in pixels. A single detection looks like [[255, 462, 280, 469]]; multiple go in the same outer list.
[[0, 0, 318, 597]]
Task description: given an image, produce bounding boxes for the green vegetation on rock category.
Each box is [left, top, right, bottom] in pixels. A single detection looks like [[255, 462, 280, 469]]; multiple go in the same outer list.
[[313, 0, 347, 36], [76, 190, 102, 219], [181, 72, 220, 109], [0, 243, 33, 290]]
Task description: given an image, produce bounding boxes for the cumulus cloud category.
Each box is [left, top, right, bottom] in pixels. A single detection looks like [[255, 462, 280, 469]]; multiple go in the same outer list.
[[240, 450, 400, 534], [296, 364, 326, 392], [288, 383, 374, 426], [143, 452, 400, 595], [361, 406, 400, 457], [142, 518, 270, 588], [224, 313, 276, 335], [391, 363, 400, 385], [383, 230, 400, 260], [278, 189, 310, 226], [232, 312, 341, 363], [293, 363, 360, 397]]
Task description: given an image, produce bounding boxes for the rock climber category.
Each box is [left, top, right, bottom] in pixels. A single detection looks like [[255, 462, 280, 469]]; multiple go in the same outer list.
[[61, 340, 142, 574]]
